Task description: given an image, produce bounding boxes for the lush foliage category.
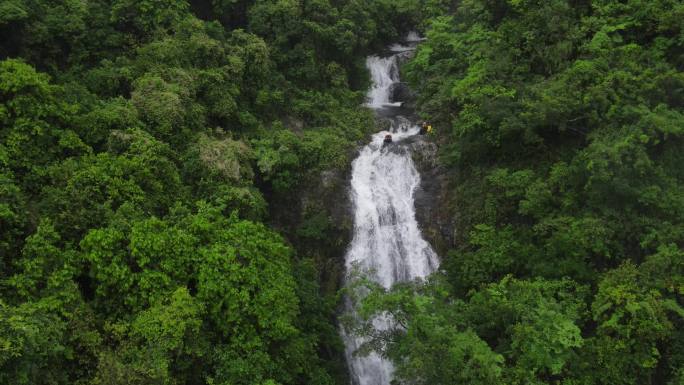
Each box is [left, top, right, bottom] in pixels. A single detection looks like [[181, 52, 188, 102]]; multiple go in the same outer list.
[[3, 0, 684, 384], [0, 1, 425, 384], [350, 0, 684, 384]]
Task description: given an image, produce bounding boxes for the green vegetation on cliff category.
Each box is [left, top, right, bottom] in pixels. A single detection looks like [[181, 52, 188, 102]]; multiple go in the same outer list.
[[352, 0, 684, 384], [0, 1, 422, 384], [2, 0, 684, 384]]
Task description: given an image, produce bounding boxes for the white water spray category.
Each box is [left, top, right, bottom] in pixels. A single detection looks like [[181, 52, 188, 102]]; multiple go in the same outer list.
[[342, 35, 438, 385], [365, 55, 401, 108]]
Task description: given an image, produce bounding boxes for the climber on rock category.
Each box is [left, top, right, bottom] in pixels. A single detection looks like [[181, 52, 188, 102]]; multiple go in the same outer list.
[[420, 121, 428, 135]]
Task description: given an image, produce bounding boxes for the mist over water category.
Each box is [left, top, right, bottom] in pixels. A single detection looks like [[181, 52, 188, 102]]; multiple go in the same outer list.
[[342, 36, 439, 385]]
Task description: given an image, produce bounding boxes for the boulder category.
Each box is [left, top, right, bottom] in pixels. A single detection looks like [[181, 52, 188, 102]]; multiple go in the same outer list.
[[388, 82, 416, 104]]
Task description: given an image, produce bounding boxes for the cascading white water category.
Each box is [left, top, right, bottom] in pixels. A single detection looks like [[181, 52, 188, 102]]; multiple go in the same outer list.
[[405, 31, 426, 42], [365, 55, 401, 108], [342, 37, 439, 385]]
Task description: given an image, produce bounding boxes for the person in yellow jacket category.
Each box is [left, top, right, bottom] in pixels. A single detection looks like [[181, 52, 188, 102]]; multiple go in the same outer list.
[[426, 124, 433, 134]]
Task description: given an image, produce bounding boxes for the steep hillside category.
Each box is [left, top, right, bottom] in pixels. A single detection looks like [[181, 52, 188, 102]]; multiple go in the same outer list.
[[351, 1, 684, 384]]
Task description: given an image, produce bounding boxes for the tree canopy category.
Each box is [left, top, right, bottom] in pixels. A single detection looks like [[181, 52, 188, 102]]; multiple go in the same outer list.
[[0, 1, 423, 384], [349, 0, 684, 384], [2, 0, 683, 384]]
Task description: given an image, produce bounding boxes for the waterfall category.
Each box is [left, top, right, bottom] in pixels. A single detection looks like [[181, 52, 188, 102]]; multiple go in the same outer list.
[[365, 55, 401, 108], [342, 36, 439, 385]]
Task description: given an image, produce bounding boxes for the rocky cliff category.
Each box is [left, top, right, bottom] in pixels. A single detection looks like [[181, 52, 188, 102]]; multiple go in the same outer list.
[[406, 135, 455, 256]]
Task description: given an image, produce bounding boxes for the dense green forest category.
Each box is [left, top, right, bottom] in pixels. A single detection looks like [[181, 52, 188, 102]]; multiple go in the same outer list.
[[351, 0, 684, 384], [0, 0, 421, 384], [1, 0, 683, 384]]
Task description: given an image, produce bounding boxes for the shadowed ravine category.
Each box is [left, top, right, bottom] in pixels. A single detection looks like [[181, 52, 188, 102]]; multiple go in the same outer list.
[[341, 34, 439, 385]]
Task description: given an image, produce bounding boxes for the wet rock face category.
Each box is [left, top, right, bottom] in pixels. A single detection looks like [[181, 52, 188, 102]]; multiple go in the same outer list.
[[374, 116, 392, 132], [404, 136, 455, 255], [388, 82, 416, 105]]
